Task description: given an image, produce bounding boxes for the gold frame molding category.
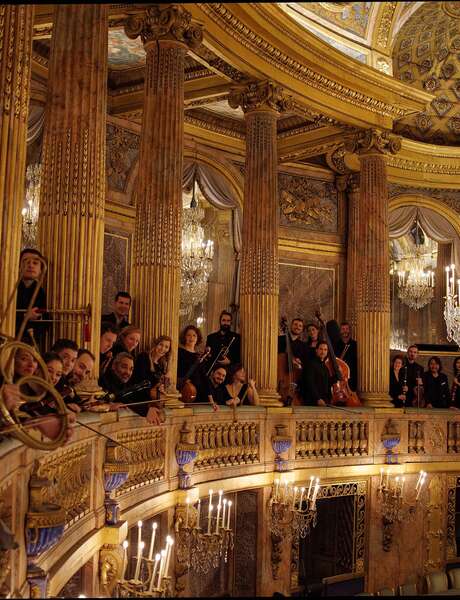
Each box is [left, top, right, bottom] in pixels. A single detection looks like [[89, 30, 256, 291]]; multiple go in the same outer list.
[[447, 474, 460, 560]]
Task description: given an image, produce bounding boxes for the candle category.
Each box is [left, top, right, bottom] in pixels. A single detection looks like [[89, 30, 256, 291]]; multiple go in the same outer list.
[[283, 481, 288, 502], [457, 279, 460, 300], [218, 489, 223, 505], [299, 487, 305, 507], [311, 483, 320, 509], [121, 540, 128, 580], [292, 486, 298, 509], [207, 504, 213, 534], [209, 489, 213, 509], [385, 470, 389, 488], [164, 536, 173, 579], [185, 497, 189, 528], [148, 522, 157, 561], [307, 475, 314, 500], [157, 548, 167, 588], [394, 476, 399, 497], [134, 541, 145, 581], [222, 498, 227, 529], [137, 520, 143, 549], [446, 266, 450, 295], [196, 499, 201, 529], [415, 470, 423, 491], [416, 476, 425, 500], [148, 553, 160, 592], [274, 479, 280, 501], [215, 502, 222, 534], [401, 476, 405, 496], [226, 500, 232, 529], [379, 468, 383, 488]]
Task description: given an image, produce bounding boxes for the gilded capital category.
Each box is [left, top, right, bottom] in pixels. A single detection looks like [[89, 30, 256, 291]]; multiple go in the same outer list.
[[344, 129, 401, 156], [124, 4, 203, 49], [228, 80, 293, 114]]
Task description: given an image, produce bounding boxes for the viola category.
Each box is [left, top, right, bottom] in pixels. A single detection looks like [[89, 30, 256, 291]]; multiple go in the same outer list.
[[315, 311, 361, 408], [178, 347, 211, 404], [277, 316, 302, 406]]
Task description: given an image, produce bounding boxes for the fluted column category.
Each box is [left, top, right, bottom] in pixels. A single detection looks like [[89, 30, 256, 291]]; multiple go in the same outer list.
[[345, 130, 401, 407], [38, 5, 107, 356], [345, 173, 360, 332], [124, 5, 202, 404], [434, 242, 451, 343], [229, 81, 291, 405], [0, 6, 34, 337]]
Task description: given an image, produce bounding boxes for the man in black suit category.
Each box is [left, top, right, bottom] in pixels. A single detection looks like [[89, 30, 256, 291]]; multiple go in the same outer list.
[[205, 310, 241, 369], [102, 291, 132, 329], [302, 341, 335, 406], [403, 344, 424, 406], [335, 322, 358, 392]]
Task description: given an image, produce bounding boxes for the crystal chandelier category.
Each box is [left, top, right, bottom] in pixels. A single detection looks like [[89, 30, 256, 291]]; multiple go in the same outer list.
[[180, 178, 214, 317], [444, 264, 460, 346], [21, 163, 41, 249], [395, 215, 435, 310]]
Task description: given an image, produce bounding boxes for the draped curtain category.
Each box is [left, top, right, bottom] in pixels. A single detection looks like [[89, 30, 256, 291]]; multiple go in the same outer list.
[[183, 161, 242, 317]]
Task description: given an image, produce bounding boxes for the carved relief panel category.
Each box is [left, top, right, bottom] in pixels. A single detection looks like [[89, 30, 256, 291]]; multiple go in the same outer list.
[[102, 230, 131, 314]]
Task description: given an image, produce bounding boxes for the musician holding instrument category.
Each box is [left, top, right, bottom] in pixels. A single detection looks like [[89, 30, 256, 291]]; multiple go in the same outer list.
[[389, 354, 408, 408], [177, 325, 209, 403], [277, 317, 305, 406], [403, 345, 424, 407], [305, 322, 321, 361], [451, 357, 460, 408], [423, 356, 450, 409], [302, 341, 334, 406], [205, 310, 241, 368], [202, 365, 227, 407], [99, 322, 119, 377], [335, 322, 358, 392], [223, 364, 259, 406], [62, 349, 96, 413]]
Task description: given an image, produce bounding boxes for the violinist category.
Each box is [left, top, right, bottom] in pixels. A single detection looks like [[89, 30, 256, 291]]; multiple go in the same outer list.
[[404, 345, 424, 406], [423, 356, 450, 409], [205, 311, 241, 368], [223, 364, 259, 406], [451, 357, 460, 408], [302, 341, 335, 406], [389, 354, 407, 408], [177, 325, 208, 400]]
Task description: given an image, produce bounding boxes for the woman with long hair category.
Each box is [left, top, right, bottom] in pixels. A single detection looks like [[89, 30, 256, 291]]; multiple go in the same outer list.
[[423, 356, 450, 409], [177, 325, 208, 401], [133, 335, 172, 389], [111, 325, 142, 360], [389, 354, 407, 408], [223, 363, 259, 406]]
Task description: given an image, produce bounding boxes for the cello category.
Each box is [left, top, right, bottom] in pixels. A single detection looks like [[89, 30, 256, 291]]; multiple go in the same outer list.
[[177, 347, 211, 403], [315, 311, 361, 407], [277, 317, 302, 406]]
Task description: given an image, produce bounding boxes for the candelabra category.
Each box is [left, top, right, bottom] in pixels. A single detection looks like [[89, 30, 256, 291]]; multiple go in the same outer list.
[[175, 490, 234, 575], [269, 477, 320, 539], [117, 521, 174, 598], [444, 264, 460, 346], [377, 469, 427, 552]]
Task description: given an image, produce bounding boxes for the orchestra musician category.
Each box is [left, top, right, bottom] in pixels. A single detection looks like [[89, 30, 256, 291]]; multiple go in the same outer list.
[[101, 291, 132, 329], [277, 317, 307, 365], [302, 341, 336, 406], [305, 322, 321, 361], [202, 365, 227, 407], [222, 364, 259, 406], [403, 345, 424, 406], [205, 310, 241, 368], [335, 322, 358, 392], [389, 354, 408, 408], [423, 356, 450, 409], [177, 325, 208, 401]]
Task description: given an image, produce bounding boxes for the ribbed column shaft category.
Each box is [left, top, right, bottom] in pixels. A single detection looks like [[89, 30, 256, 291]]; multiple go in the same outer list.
[[38, 5, 107, 356], [356, 152, 391, 406], [345, 174, 360, 333], [240, 110, 280, 401], [0, 6, 34, 337], [434, 242, 451, 343]]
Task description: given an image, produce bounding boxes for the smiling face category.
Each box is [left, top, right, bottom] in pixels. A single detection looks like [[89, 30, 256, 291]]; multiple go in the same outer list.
[[14, 349, 38, 378], [184, 329, 198, 348], [123, 332, 140, 352], [57, 347, 78, 376], [113, 356, 134, 383], [100, 331, 117, 354], [232, 367, 246, 383], [155, 339, 171, 357], [114, 295, 131, 318], [211, 367, 226, 386], [340, 324, 351, 342], [316, 342, 328, 361], [393, 357, 403, 371], [46, 359, 63, 386], [70, 353, 94, 385], [291, 319, 304, 336]]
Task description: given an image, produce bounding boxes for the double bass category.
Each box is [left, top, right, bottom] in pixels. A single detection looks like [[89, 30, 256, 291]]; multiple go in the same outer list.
[[177, 348, 211, 404], [315, 311, 361, 407], [277, 317, 302, 406]]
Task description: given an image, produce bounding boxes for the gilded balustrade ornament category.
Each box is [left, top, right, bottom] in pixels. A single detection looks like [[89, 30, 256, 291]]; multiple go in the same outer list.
[[228, 80, 293, 114], [124, 4, 203, 49], [193, 421, 259, 470], [344, 129, 402, 156], [296, 419, 369, 459], [175, 422, 199, 490], [99, 544, 123, 597], [381, 418, 401, 464], [103, 441, 129, 525]]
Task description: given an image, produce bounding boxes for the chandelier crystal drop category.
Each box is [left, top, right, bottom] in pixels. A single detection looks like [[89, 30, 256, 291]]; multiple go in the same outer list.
[[180, 180, 214, 317], [444, 264, 460, 346], [21, 163, 41, 249]]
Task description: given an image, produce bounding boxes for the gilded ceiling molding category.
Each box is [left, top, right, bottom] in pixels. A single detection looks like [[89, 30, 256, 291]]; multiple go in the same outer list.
[[199, 3, 430, 121], [184, 112, 245, 140], [124, 4, 203, 49], [386, 156, 460, 176], [344, 129, 402, 155], [277, 122, 325, 139], [228, 80, 293, 114], [374, 2, 397, 52], [325, 145, 348, 174]]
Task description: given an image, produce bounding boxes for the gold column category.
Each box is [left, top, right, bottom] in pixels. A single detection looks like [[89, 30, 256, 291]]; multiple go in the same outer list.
[[345, 130, 401, 407], [345, 173, 360, 333], [124, 6, 202, 403], [229, 81, 291, 406], [38, 5, 107, 355], [435, 242, 450, 343], [0, 6, 34, 336]]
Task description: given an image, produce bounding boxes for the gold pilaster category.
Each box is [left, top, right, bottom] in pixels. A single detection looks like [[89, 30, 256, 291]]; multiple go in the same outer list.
[[229, 81, 292, 406], [124, 6, 202, 406], [345, 173, 360, 333], [345, 130, 401, 408], [0, 6, 34, 336], [38, 5, 108, 356]]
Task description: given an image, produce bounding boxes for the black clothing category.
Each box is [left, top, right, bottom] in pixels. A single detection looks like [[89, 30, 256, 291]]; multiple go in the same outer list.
[[16, 280, 48, 350], [132, 352, 164, 387], [111, 341, 136, 361], [222, 383, 250, 405], [201, 378, 227, 405], [452, 371, 460, 408], [389, 369, 405, 408], [101, 312, 130, 329], [403, 360, 424, 406], [302, 357, 332, 406], [278, 334, 308, 363], [177, 347, 207, 400], [423, 371, 450, 409], [335, 339, 358, 392], [99, 368, 149, 417], [205, 330, 241, 367]]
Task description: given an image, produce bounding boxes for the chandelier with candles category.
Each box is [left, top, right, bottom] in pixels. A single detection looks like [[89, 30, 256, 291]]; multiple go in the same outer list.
[[444, 264, 460, 346], [117, 520, 174, 597], [180, 178, 214, 317], [175, 489, 234, 575], [269, 476, 320, 539], [21, 164, 41, 249], [394, 213, 435, 311]]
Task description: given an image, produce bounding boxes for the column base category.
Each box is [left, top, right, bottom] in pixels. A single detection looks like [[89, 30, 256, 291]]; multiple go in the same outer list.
[[258, 390, 283, 408], [164, 390, 184, 409], [360, 391, 394, 408]]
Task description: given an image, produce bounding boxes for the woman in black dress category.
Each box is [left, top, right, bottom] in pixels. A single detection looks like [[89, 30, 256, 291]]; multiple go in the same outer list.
[[223, 363, 259, 406], [176, 325, 208, 400], [423, 356, 450, 409], [389, 354, 408, 408]]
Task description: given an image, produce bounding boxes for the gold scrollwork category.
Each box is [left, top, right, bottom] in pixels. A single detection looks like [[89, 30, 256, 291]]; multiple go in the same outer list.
[[446, 475, 460, 559]]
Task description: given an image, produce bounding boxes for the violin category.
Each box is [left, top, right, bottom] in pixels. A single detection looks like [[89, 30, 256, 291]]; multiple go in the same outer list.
[[178, 347, 211, 404], [315, 311, 361, 407], [277, 316, 302, 406]]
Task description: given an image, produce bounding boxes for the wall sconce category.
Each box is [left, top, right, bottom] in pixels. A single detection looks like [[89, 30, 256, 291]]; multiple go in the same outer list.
[[269, 476, 320, 540]]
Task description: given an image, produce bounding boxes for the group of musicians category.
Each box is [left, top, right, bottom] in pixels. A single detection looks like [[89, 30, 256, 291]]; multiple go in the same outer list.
[[4, 248, 460, 449]]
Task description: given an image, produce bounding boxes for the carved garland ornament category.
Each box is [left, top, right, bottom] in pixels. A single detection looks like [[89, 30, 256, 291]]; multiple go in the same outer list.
[[344, 129, 402, 156], [124, 4, 203, 49], [228, 80, 293, 114]]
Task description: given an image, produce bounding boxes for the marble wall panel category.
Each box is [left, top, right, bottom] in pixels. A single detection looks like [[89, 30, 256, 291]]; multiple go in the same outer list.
[[102, 230, 130, 314]]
